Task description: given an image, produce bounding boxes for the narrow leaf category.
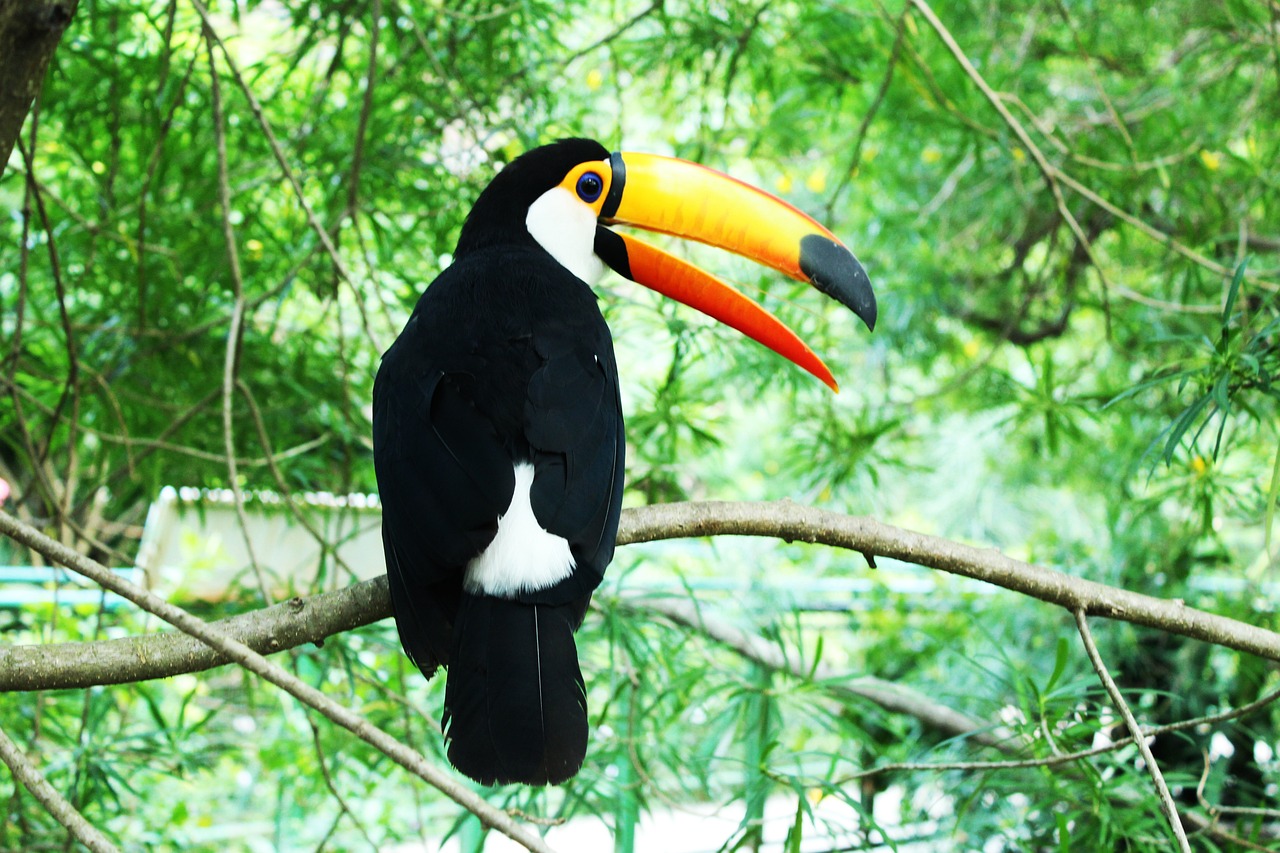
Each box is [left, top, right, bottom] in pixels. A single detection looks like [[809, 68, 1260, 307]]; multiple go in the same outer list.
[[1046, 636, 1069, 695], [1266, 441, 1280, 555], [1221, 257, 1249, 336], [1163, 393, 1212, 465]]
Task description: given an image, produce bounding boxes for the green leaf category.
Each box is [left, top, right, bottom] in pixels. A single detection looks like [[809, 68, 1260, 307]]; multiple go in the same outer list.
[[1220, 257, 1249, 338], [1102, 367, 1200, 409], [1045, 636, 1070, 695], [1162, 393, 1212, 465]]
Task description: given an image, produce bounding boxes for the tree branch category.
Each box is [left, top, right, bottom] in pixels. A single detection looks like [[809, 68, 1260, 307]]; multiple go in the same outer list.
[[0, 578, 384, 691], [0, 508, 556, 853], [617, 501, 1280, 660], [7, 498, 1280, 847], [907, 0, 1278, 295], [0, 723, 117, 853], [0, 573, 1002, 749], [5, 501, 1279, 709], [7, 501, 1280, 672], [908, 0, 1115, 305], [1075, 608, 1190, 851], [614, 594, 1005, 748]]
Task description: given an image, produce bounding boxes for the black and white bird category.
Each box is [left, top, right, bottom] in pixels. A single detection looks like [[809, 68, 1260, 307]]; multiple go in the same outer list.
[[373, 138, 875, 786]]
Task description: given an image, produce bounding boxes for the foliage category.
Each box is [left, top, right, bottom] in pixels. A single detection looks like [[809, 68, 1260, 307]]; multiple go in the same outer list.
[[2, 0, 1279, 850]]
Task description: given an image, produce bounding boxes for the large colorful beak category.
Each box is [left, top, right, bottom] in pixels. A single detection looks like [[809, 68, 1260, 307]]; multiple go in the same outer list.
[[567, 151, 876, 392]]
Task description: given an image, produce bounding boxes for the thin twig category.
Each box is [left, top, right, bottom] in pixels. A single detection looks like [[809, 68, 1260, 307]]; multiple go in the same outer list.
[[622, 594, 1002, 747], [134, 42, 199, 329], [1074, 608, 1190, 852], [0, 724, 118, 853], [338, 0, 403, 340], [1197, 749, 1280, 822], [1181, 810, 1278, 853], [1051, 0, 1138, 165], [344, 0, 380, 221], [237, 379, 363, 585], [0, 373, 329, 466], [204, 26, 271, 604], [61, 590, 112, 853], [836, 670, 1280, 780], [0, 509, 557, 853], [827, 0, 911, 220], [1052, 168, 1278, 293], [557, 0, 662, 68], [71, 388, 222, 520], [190, 0, 388, 355], [16, 137, 80, 536], [908, 0, 1116, 319], [306, 717, 379, 849]]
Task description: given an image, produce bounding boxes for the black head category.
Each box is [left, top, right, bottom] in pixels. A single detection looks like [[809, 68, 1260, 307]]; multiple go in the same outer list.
[[454, 138, 610, 258]]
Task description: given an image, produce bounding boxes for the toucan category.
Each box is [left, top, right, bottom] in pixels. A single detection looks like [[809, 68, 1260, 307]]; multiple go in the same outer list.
[[373, 138, 875, 786]]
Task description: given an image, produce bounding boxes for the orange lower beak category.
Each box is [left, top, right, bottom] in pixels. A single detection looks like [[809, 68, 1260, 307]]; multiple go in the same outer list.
[[594, 228, 841, 391]]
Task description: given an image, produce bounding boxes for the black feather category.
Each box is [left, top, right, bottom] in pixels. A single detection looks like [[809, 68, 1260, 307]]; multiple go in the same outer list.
[[374, 363, 514, 671], [443, 592, 590, 786]]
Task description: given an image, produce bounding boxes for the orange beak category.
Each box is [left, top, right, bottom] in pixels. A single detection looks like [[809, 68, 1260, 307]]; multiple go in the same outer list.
[[574, 152, 876, 392]]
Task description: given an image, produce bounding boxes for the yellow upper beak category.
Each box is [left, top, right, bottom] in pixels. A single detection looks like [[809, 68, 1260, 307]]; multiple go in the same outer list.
[[560, 151, 876, 392]]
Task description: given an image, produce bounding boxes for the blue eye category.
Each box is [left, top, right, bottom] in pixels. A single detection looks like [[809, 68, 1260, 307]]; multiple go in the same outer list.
[[576, 172, 604, 203]]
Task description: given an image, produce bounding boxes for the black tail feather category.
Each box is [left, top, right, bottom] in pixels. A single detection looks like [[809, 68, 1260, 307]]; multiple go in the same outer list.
[[443, 592, 588, 786]]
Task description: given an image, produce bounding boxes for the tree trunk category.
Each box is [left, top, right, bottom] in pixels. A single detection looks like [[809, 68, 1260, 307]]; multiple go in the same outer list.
[[0, 0, 79, 173]]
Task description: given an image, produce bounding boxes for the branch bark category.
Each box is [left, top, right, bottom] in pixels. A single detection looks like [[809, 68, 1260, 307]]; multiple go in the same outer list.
[[5, 500, 1279, 693], [0, 508, 556, 853], [0, 573, 1003, 747], [0, 723, 117, 853], [0, 578, 385, 690], [0, 0, 78, 173], [618, 501, 1280, 660]]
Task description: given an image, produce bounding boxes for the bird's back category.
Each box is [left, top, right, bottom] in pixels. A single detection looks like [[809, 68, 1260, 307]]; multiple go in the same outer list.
[[373, 246, 625, 784]]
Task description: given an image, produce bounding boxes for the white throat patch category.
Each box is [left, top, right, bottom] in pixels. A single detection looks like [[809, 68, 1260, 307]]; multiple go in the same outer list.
[[526, 187, 605, 284], [464, 462, 576, 597]]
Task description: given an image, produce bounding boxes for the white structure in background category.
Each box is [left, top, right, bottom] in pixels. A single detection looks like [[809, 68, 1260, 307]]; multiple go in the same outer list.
[[136, 486, 386, 600]]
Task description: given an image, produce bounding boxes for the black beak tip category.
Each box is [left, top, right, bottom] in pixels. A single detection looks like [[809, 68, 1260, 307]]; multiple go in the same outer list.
[[799, 234, 877, 332]]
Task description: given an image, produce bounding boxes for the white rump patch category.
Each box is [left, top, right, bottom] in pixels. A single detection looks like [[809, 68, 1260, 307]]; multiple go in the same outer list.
[[464, 462, 575, 596], [526, 187, 605, 285]]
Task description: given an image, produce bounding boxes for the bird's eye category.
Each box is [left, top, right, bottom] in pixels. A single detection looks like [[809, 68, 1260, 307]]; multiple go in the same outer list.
[[576, 172, 604, 203]]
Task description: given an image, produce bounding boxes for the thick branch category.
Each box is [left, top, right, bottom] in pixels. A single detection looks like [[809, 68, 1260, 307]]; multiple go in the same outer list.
[[0, 579, 384, 690], [6, 501, 1280, 673], [0, 0, 78, 172], [617, 501, 1280, 660], [5, 500, 1279, 693], [0, 574, 1001, 748]]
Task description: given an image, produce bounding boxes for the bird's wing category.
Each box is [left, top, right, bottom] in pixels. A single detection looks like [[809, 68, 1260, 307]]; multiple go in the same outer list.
[[373, 347, 516, 673], [522, 315, 626, 605]]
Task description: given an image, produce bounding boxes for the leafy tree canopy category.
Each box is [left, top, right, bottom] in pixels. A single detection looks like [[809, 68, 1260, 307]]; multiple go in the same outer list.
[[1, 0, 1278, 849]]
